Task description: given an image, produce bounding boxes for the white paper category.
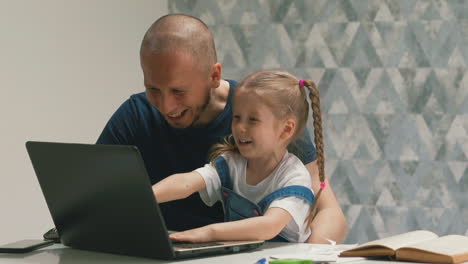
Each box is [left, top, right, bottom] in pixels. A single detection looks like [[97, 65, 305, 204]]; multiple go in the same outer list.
[[270, 243, 361, 262]]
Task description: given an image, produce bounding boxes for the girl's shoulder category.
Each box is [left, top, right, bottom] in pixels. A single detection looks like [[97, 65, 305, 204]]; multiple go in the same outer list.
[[275, 152, 311, 187], [220, 151, 245, 161], [282, 152, 309, 170], [218, 151, 246, 166]]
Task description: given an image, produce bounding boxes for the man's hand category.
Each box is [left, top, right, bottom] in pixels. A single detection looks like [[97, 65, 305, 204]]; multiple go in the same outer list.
[[305, 161, 347, 243]]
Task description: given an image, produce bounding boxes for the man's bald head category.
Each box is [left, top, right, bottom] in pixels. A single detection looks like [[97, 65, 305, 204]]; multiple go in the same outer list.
[[140, 14, 217, 74]]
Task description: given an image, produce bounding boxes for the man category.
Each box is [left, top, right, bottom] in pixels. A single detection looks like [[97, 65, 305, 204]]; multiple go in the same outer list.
[[98, 14, 346, 243]]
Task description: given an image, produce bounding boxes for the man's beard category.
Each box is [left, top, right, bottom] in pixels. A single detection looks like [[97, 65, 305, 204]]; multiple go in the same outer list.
[[187, 89, 212, 128]]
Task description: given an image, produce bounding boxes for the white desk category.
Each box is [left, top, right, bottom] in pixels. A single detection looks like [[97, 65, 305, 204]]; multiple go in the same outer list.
[[0, 243, 417, 264]]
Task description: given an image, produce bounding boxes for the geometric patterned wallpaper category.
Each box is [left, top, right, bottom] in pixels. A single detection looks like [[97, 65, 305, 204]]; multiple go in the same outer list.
[[169, 0, 468, 244]]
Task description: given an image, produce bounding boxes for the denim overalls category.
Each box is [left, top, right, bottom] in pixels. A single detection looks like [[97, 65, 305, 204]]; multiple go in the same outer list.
[[213, 156, 315, 242]]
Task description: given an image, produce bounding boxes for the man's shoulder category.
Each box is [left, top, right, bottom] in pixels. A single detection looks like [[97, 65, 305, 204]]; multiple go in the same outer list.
[[114, 92, 164, 126], [122, 92, 158, 114], [225, 79, 239, 97], [226, 79, 238, 87], [127, 91, 149, 104]]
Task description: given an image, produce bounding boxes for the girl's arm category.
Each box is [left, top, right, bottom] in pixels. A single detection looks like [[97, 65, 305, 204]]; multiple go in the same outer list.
[[152, 171, 206, 203], [169, 207, 292, 242]]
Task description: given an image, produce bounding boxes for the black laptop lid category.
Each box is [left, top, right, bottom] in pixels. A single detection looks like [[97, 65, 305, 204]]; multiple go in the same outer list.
[[26, 141, 175, 259]]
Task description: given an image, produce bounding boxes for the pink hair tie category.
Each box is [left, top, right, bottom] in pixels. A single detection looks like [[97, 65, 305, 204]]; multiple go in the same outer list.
[[320, 182, 326, 190], [299, 79, 305, 88]]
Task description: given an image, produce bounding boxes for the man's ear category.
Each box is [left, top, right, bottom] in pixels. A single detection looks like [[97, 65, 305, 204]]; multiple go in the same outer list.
[[280, 119, 296, 141], [210, 63, 222, 88]]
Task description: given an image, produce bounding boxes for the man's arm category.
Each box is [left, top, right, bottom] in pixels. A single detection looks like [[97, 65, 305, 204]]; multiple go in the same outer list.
[[152, 172, 206, 203], [169, 208, 292, 242], [306, 160, 347, 244]]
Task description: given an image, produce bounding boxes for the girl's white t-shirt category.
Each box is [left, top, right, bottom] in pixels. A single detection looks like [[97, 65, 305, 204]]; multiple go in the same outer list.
[[195, 151, 313, 242]]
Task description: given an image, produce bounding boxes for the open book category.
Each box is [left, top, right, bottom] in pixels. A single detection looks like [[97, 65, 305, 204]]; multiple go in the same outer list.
[[339, 230, 468, 264]]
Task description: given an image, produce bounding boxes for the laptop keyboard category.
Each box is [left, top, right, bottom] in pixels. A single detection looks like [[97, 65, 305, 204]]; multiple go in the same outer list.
[[172, 241, 222, 248]]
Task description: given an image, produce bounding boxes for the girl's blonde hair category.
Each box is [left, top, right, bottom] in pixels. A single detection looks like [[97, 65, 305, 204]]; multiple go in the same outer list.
[[209, 70, 325, 226]]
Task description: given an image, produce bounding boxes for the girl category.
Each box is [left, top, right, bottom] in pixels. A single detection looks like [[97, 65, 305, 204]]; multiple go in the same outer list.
[[152, 70, 325, 243]]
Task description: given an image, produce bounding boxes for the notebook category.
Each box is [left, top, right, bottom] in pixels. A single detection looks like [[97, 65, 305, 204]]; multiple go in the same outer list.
[[25, 141, 264, 260]]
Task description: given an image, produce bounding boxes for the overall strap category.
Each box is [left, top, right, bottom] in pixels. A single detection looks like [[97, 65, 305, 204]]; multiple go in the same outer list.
[[257, 185, 315, 211], [213, 156, 233, 189]]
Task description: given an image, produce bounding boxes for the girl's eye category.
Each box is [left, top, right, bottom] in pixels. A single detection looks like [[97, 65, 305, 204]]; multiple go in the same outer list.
[[233, 115, 240, 119], [173, 90, 185, 95], [249, 117, 258, 122]]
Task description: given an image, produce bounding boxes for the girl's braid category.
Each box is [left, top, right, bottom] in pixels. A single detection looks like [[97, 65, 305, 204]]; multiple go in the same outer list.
[[304, 80, 326, 226]]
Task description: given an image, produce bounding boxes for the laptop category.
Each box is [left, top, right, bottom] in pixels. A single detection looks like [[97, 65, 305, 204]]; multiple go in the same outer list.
[[25, 141, 264, 260]]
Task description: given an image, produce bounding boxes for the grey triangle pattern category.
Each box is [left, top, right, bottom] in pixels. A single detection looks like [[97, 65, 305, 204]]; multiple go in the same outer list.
[[342, 205, 380, 244], [169, 0, 468, 243], [447, 0, 468, 19]]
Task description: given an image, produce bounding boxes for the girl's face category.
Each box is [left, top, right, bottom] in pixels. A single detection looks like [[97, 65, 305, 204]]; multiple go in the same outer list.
[[231, 90, 286, 159]]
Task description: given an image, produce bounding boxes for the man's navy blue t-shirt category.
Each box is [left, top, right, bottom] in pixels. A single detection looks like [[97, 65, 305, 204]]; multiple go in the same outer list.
[[96, 79, 317, 231]]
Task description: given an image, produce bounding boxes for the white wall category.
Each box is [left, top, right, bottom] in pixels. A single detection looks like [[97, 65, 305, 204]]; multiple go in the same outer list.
[[0, 0, 168, 244]]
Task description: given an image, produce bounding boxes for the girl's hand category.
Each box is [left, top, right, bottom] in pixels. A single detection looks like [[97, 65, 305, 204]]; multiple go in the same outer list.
[[170, 208, 292, 242], [169, 225, 215, 243], [152, 171, 206, 203]]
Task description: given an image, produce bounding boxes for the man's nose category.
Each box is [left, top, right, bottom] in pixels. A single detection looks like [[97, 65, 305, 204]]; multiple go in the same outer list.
[[160, 93, 178, 114]]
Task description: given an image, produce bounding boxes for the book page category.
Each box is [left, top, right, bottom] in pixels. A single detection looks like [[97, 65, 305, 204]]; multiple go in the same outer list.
[[350, 230, 438, 251], [398, 235, 468, 256]]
